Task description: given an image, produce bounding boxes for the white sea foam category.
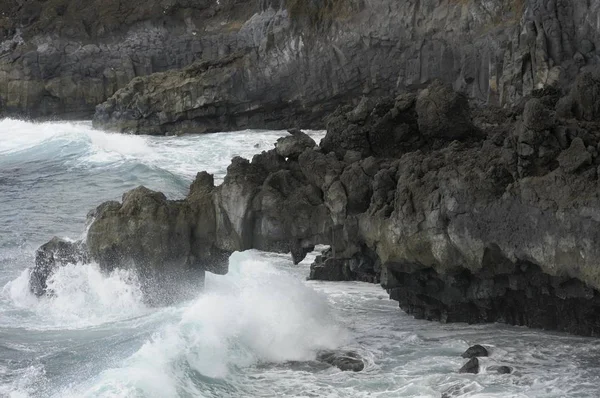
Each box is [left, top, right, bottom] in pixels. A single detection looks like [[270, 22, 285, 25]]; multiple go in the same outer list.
[[64, 251, 347, 398], [2, 263, 147, 329], [0, 118, 325, 184]]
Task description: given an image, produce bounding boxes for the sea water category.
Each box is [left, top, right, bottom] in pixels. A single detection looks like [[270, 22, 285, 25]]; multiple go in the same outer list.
[[1, 119, 600, 397]]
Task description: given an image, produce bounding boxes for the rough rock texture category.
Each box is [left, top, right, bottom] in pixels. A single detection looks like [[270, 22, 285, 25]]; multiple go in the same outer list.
[[35, 79, 600, 334], [0, 0, 262, 119], [30, 237, 88, 296], [84, 173, 229, 304], [3, 0, 600, 131], [316, 350, 365, 372]]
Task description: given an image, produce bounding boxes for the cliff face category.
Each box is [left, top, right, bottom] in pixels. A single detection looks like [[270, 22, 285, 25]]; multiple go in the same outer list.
[[0, 0, 257, 118], [1, 0, 599, 128], [32, 74, 600, 335]]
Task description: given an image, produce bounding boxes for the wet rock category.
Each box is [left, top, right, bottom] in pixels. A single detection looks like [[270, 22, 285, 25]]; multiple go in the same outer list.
[[30, 237, 88, 296], [461, 345, 488, 359], [309, 254, 355, 282], [459, 358, 480, 374], [316, 350, 365, 372], [488, 365, 512, 374], [558, 137, 592, 173], [86, 184, 227, 304], [275, 129, 316, 159]]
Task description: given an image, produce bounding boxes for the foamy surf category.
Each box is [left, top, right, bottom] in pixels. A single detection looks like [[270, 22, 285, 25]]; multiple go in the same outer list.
[[4, 121, 600, 398], [59, 251, 347, 398], [2, 263, 147, 330]]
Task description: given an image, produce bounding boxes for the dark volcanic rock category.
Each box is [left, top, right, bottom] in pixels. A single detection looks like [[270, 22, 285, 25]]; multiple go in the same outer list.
[[85, 179, 229, 304], [2, 0, 600, 130], [488, 365, 512, 375], [461, 345, 488, 359], [275, 129, 317, 159], [415, 80, 474, 140], [558, 137, 592, 173], [30, 237, 88, 296], [459, 358, 480, 374], [321, 95, 420, 158], [34, 81, 600, 335], [316, 350, 365, 372]]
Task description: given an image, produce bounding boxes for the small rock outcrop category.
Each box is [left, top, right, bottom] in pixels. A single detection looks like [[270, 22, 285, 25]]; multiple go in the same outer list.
[[85, 174, 230, 304], [276, 129, 317, 159], [461, 345, 488, 359], [316, 350, 365, 372], [30, 237, 88, 296], [459, 358, 480, 374], [488, 365, 512, 375]]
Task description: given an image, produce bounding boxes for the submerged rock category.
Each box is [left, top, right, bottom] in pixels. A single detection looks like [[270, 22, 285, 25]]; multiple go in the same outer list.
[[459, 358, 480, 374], [30, 237, 88, 296], [461, 345, 488, 359], [316, 350, 365, 372], [488, 365, 512, 375]]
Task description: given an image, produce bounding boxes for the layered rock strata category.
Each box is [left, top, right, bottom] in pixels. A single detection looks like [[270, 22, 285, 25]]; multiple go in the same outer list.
[[2, 0, 600, 132]]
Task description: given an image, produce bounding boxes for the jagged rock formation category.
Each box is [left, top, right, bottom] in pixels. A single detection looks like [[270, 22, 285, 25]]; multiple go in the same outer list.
[[2, 1, 599, 130], [33, 77, 600, 335], [30, 237, 88, 296]]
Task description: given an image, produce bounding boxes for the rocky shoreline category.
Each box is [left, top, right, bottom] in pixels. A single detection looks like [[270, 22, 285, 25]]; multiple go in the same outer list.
[[5, 0, 600, 338], [32, 73, 600, 336]]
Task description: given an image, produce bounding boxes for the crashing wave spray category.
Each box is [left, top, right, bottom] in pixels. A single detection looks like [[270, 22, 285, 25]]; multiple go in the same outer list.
[[64, 251, 348, 398]]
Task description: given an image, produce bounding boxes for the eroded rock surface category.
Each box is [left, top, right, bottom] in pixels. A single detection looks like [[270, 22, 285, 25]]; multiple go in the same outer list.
[[34, 80, 600, 333], [3, 0, 600, 133], [316, 350, 365, 372]]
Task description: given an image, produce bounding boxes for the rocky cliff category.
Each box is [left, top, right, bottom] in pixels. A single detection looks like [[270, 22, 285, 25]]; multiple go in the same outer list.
[[33, 75, 600, 335], [2, 0, 599, 129]]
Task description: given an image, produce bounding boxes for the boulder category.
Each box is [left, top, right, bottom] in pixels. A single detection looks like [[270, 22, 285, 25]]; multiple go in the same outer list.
[[321, 95, 420, 159], [275, 129, 317, 159], [488, 365, 512, 374], [558, 137, 592, 173], [415, 80, 474, 140], [523, 98, 554, 132], [30, 237, 88, 296], [461, 344, 488, 359], [316, 350, 365, 372], [86, 184, 226, 304], [310, 256, 354, 281], [459, 358, 480, 374]]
